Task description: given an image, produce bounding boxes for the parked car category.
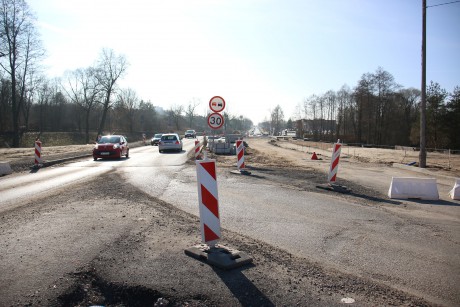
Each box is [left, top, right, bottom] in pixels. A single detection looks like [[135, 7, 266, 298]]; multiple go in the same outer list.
[[159, 133, 182, 153], [93, 135, 129, 160], [184, 129, 196, 138], [151, 133, 163, 146]]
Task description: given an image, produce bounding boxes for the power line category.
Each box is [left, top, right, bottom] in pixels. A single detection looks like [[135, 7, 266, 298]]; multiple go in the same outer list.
[[427, 0, 460, 8]]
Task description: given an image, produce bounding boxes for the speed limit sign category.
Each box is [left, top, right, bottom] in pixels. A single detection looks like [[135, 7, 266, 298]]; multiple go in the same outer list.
[[207, 112, 224, 129]]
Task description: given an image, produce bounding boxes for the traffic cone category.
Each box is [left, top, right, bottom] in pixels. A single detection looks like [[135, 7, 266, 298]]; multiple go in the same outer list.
[[311, 152, 319, 160]]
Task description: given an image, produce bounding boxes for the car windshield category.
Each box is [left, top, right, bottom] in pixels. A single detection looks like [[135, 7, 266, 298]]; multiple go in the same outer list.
[[99, 136, 120, 144], [186, 130, 194, 133], [154, 134, 162, 138], [161, 135, 178, 141]]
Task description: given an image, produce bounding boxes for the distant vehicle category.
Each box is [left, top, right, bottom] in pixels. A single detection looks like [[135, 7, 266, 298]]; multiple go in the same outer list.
[[159, 133, 183, 153], [184, 129, 196, 138], [151, 133, 163, 146], [93, 135, 129, 160]]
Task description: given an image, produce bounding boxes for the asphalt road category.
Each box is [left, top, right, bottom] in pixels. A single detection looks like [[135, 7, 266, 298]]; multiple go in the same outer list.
[[126, 143, 460, 307], [0, 138, 458, 306]]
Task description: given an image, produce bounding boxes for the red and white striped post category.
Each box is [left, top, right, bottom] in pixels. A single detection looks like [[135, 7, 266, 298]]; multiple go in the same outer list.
[[196, 159, 221, 246], [236, 140, 245, 170], [34, 139, 42, 166], [194, 140, 201, 160], [327, 139, 342, 183]]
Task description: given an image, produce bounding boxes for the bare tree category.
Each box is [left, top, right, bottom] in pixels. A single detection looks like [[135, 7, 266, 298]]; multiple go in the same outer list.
[[270, 105, 284, 135], [94, 48, 128, 138], [168, 104, 184, 131], [353, 73, 374, 143], [303, 95, 318, 138], [35, 78, 51, 132], [398, 87, 420, 145], [21, 68, 41, 130], [138, 100, 157, 132], [0, 73, 12, 131], [116, 88, 138, 133], [336, 85, 351, 139], [324, 90, 336, 141], [373, 67, 400, 145], [0, 0, 44, 146], [63, 67, 102, 143], [185, 97, 200, 128]]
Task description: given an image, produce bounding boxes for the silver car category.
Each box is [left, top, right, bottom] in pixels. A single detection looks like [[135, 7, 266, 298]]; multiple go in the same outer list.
[[158, 133, 183, 153]]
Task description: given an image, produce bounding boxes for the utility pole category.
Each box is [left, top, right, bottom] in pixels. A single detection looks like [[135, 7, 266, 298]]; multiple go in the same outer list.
[[419, 0, 427, 168]]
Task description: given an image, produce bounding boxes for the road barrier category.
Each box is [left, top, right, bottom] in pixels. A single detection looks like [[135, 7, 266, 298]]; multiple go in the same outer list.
[[187, 158, 253, 270], [327, 140, 342, 183], [236, 140, 245, 170], [195, 159, 221, 245], [34, 139, 42, 166], [194, 140, 201, 160], [388, 177, 439, 200], [0, 162, 12, 176], [449, 179, 460, 200]]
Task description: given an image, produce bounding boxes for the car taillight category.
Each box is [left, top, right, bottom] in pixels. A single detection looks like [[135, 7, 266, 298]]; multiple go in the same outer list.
[[175, 141, 180, 144]]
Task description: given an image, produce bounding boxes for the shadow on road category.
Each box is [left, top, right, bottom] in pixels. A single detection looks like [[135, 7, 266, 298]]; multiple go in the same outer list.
[[407, 199, 460, 207], [347, 192, 403, 206], [213, 265, 275, 307]]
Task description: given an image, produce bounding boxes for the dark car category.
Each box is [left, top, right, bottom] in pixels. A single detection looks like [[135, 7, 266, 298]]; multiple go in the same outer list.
[[185, 129, 196, 138], [151, 133, 163, 146], [93, 135, 129, 160]]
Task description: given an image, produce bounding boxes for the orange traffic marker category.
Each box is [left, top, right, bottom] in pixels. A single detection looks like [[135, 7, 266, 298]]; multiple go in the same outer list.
[[311, 152, 319, 160]]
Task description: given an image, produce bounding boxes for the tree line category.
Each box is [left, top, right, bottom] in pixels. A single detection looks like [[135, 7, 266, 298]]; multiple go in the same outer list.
[[262, 67, 459, 149], [0, 0, 252, 147]]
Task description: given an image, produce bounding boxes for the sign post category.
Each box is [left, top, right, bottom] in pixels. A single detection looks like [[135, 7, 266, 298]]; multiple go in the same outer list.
[[185, 96, 253, 269]]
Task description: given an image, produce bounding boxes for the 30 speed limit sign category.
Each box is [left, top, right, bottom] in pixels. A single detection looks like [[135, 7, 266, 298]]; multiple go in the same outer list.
[[207, 112, 224, 129]]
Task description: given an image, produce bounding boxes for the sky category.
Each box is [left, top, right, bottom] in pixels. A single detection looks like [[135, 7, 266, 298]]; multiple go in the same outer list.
[[28, 0, 460, 125]]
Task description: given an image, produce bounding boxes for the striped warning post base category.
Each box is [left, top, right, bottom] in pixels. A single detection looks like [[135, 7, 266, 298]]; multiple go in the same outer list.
[[327, 140, 342, 183], [236, 140, 245, 170], [194, 140, 201, 160], [35, 139, 42, 166], [196, 159, 221, 245]]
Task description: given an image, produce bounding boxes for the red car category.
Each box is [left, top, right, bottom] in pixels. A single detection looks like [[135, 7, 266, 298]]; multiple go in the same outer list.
[[93, 135, 129, 160]]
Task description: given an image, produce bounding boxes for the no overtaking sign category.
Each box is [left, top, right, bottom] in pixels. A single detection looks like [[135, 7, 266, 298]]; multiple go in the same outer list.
[[209, 96, 225, 113]]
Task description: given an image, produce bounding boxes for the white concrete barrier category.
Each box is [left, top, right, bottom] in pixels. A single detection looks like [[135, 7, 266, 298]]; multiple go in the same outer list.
[[0, 161, 12, 176], [388, 177, 439, 200], [449, 179, 460, 200]]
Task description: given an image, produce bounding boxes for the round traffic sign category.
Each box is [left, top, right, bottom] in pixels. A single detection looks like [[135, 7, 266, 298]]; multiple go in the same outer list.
[[207, 112, 225, 129], [209, 96, 226, 113]]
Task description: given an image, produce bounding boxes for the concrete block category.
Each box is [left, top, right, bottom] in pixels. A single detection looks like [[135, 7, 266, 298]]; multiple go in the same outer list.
[[449, 179, 460, 200], [225, 134, 243, 144], [0, 161, 12, 176], [185, 244, 252, 270], [388, 177, 439, 200]]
